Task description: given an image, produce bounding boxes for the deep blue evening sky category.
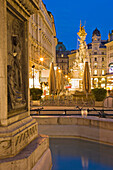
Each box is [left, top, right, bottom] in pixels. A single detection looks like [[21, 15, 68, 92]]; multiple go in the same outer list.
[[43, 0, 113, 50]]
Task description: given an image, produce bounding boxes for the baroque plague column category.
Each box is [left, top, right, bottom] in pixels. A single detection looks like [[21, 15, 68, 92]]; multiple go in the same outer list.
[[0, 0, 51, 169]]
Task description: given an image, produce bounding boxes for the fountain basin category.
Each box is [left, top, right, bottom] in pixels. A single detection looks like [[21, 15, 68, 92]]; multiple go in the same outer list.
[[33, 116, 113, 146]]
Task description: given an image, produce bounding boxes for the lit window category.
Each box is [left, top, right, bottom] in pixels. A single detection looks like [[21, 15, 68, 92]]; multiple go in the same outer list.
[[94, 63, 97, 67], [94, 70, 97, 75], [102, 78, 105, 81], [102, 70, 104, 75], [101, 84, 105, 88], [94, 78, 98, 82]]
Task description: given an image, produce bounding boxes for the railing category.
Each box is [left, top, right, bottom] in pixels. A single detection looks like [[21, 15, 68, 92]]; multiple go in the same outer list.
[[30, 107, 113, 118]]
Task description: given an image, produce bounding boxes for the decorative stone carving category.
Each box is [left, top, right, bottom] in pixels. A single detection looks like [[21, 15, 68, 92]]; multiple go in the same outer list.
[[14, 124, 38, 154], [7, 12, 26, 113], [0, 140, 12, 156], [15, 125, 37, 146]]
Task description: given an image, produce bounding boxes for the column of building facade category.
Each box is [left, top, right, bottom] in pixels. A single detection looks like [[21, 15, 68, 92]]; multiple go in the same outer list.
[[0, 0, 7, 126]]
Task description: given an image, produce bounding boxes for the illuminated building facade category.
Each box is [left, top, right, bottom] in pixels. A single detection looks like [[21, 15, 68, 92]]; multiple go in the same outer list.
[[68, 28, 108, 91], [88, 28, 107, 89], [68, 50, 78, 72], [29, 0, 57, 89], [56, 42, 70, 75], [105, 31, 113, 91]]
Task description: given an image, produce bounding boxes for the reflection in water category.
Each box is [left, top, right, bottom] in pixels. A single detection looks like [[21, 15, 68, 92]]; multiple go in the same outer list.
[[50, 138, 113, 170], [81, 156, 88, 169]]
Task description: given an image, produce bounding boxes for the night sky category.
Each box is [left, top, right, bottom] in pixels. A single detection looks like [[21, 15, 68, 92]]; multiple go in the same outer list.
[[43, 0, 113, 50]]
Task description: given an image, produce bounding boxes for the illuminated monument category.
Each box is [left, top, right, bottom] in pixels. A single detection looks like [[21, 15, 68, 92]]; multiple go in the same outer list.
[[73, 22, 91, 92]]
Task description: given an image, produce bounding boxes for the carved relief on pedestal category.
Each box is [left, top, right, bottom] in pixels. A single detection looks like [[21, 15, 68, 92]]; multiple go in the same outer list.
[[15, 124, 37, 152], [0, 140, 12, 157], [7, 11, 26, 113]]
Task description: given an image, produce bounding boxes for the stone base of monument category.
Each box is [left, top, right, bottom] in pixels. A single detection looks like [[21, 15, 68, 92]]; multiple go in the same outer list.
[[0, 135, 52, 170], [0, 115, 38, 159]]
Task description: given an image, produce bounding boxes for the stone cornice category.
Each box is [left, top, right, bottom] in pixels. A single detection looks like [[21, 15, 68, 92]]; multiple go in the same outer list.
[[105, 40, 113, 46], [7, 0, 39, 20]]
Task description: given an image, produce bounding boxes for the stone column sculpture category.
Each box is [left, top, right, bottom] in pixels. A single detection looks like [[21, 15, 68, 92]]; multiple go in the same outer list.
[[0, 2, 52, 169]]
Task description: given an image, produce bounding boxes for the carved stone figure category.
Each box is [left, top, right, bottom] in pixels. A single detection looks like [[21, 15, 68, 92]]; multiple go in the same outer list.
[[7, 16, 26, 112]]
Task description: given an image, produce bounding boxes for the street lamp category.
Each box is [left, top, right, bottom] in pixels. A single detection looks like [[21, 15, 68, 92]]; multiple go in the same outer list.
[[32, 65, 35, 88], [40, 57, 44, 62]]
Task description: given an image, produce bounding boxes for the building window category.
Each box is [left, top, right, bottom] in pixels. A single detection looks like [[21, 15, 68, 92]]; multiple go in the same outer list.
[[102, 57, 104, 61], [94, 63, 97, 68], [94, 52, 97, 55], [110, 53, 113, 58], [90, 58, 91, 63], [94, 78, 98, 82], [102, 78, 105, 81], [102, 70, 104, 75], [95, 57, 97, 61], [94, 70, 97, 75], [61, 54, 64, 57], [102, 52, 104, 55], [59, 47, 63, 51], [110, 46, 113, 50]]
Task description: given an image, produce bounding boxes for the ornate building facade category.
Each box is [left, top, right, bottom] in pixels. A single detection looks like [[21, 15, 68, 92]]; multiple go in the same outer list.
[[105, 30, 113, 91], [29, 0, 57, 89], [56, 42, 70, 75], [88, 28, 107, 89], [68, 28, 107, 91]]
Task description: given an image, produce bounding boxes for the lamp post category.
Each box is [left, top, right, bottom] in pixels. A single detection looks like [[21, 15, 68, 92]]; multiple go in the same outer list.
[[32, 65, 35, 88]]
